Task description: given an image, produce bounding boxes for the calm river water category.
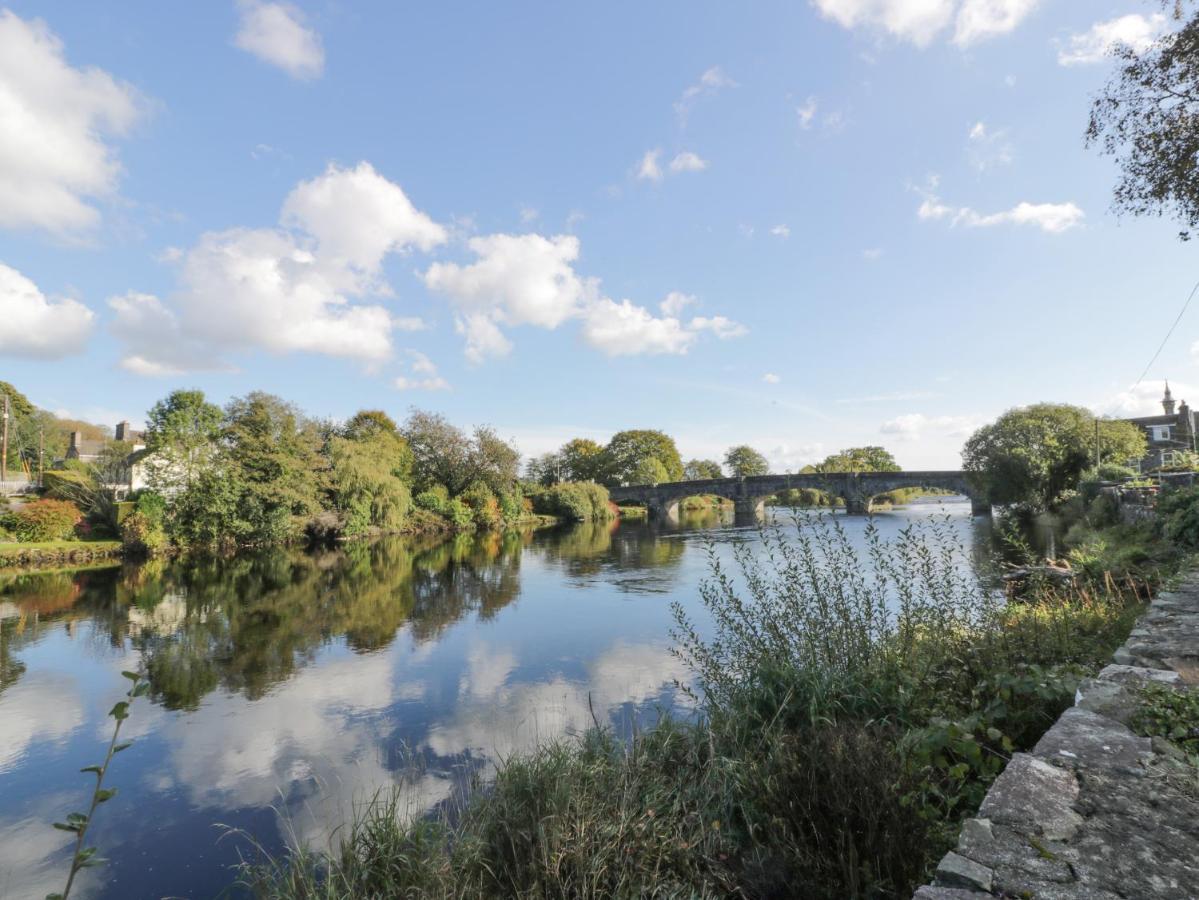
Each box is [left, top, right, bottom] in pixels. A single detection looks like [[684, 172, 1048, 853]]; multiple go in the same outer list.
[[0, 501, 992, 899]]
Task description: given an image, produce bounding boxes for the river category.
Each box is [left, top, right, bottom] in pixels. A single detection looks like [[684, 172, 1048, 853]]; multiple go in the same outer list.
[[0, 500, 993, 899]]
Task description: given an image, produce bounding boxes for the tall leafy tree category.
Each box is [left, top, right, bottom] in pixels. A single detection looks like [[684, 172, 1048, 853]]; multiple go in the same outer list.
[[144, 389, 224, 492], [222, 392, 326, 541], [526, 452, 563, 486], [813, 447, 901, 474], [403, 410, 475, 494], [963, 404, 1146, 509], [603, 430, 683, 486], [723, 446, 770, 477], [472, 426, 521, 495], [684, 459, 724, 480], [402, 411, 520, 496], [1088, 3, 1199, 239], [559, 438, 608, 483]]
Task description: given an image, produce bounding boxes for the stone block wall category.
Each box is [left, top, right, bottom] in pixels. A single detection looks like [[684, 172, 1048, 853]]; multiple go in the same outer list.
[[915, 574, 1199, 899]]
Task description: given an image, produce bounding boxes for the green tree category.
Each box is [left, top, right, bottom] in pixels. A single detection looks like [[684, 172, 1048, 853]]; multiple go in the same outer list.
[[603, 430, 683, 486], [472, 426, 521, 496], [526, 452, 562, 486], [402, 411, 520, 497], [1087, 3, 1199, 239], [403, 410, 475, 494], [144, 389, 223, 492], [222, 392, 326, 541], [631, 456, 670, 485], [683, 459, 723, 480], [328, 431, 413, 536], [1, 382, 39, 473], [723, 446, 770, 477], [559, 438, 608, 483], [962, 404, 1147, 509], [814, 446, 901, 473]]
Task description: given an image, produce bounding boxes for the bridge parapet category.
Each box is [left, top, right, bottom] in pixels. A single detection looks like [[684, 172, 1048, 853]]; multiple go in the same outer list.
[[608, 470, 988, 520]]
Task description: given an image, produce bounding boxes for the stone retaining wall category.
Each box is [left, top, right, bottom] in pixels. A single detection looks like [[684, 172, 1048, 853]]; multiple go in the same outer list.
[[915, 573, 1199, 899]]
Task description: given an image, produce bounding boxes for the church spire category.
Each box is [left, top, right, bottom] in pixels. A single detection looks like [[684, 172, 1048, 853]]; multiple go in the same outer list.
[[1163, 380, 1176, 415]]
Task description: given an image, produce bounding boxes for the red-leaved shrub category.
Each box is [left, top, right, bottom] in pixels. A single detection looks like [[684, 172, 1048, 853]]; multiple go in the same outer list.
[[6, 499, 83, 542]]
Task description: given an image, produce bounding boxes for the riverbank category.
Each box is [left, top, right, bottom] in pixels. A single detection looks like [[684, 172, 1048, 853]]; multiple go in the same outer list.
[[0, 538, 123, 569], [0, 509, 578, 572], [918, 571, 1199, 898], [238, 513, 1159, 899]]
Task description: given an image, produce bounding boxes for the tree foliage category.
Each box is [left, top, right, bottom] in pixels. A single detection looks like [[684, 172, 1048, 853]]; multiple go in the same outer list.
[[962, 403, 1147, 509], [723, 446, 770, 477], [1087, 3, 1199, 239], [560, 438, 608, 483], [221, 392, 327, 542], [328, 429, 413, 536], [144, 389, 224, 493], [811, 446, 901, 474], [604, 430, 683, 486], [683, 459, 723, 481]]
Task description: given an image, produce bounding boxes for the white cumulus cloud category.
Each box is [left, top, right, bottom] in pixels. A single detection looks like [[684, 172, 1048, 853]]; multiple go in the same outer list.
[[425, 234, 744, 361], [771, 224, 791, 238], [0, 10, 141, 235], [811, 0, 1040, 47], [675, 66, 737, 123], [881, 413, 981, 440], [668, 151, 708, 174], [0, 262, 94, 358], [636, 149, 663, 182], [394, 349, 450, 390], [111, 162, 445, 373], [917, 186, 1083, 234], [953, 0, 1040, 47], [763, 373, 781, 384], [233, 0, 324, 80], [1058, 13, 1166, 66]]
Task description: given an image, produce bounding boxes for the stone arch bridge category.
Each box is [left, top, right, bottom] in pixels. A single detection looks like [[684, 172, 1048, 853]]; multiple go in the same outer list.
[[608, 471, 989, 521]]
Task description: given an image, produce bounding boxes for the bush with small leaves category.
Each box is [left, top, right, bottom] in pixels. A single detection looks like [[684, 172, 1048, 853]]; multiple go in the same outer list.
[[6, 499, 82, 542]]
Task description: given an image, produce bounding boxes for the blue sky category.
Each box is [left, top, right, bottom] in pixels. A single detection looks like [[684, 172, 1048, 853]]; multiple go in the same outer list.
[[1, 0, 1195, 470]]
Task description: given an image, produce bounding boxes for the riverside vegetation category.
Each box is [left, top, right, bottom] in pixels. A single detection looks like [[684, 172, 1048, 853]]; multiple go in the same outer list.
[[0, 387, 632, 561], [235, 481, 1199, 899]]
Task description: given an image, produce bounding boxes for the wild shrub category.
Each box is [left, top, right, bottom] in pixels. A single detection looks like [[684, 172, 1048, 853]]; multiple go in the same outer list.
[[1161, 485, 1199, 549], [531, 482, 613, 522], [5, 499, 83, 541], [414, 484, 450, 516], [446, 498, 473, 528], [460, 481, 501, 528], [120, 511, 166, 553]]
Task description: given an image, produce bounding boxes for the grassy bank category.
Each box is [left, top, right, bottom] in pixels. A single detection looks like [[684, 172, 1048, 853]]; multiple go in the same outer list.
[[0, 538, 123, 569], [238, 511, 1165, 899]]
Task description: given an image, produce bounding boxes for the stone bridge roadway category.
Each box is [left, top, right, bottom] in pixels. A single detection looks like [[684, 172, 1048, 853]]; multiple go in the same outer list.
[[608, 471, 989, 521]]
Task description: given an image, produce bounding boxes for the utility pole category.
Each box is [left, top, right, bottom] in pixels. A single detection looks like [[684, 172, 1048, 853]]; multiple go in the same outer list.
[[1, 392, 8, 483], [38, 426, 44, 486], [1095, 417, 1101, 470]]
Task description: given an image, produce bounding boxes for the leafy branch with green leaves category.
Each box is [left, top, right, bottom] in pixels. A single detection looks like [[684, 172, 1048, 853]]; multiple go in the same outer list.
[[47, 670, 147, 900]]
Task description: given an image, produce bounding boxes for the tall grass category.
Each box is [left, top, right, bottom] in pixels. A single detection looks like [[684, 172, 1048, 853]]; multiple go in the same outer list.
[[242, 513, 1145, 899]]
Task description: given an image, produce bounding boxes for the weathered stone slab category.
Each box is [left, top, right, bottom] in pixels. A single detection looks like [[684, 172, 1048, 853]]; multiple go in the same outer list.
[[934, 852, 993, 892], [915, 568, 1199, 900], [976, 753, 1083, 840], [1033, 707, 1153, 772]]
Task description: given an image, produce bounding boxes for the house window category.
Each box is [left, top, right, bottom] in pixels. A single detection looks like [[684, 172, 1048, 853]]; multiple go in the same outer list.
[[1163, 450, 1180, 467], [1152, 425, 1172, 442]]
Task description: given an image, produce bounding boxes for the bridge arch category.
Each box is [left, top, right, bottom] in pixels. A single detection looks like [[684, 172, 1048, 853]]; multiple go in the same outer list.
[[608, 471, 989, 521]]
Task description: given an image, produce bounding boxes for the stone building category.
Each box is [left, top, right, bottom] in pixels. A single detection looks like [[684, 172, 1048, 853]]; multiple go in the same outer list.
[[1122, 382, 1197, 472]]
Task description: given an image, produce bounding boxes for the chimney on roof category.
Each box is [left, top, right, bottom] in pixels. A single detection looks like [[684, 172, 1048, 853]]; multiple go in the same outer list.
[[1163, 381, 1176, 416]]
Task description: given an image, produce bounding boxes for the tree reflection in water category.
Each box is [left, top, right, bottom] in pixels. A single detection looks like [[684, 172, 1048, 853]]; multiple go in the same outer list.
[[0, 528, 533, 710]]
